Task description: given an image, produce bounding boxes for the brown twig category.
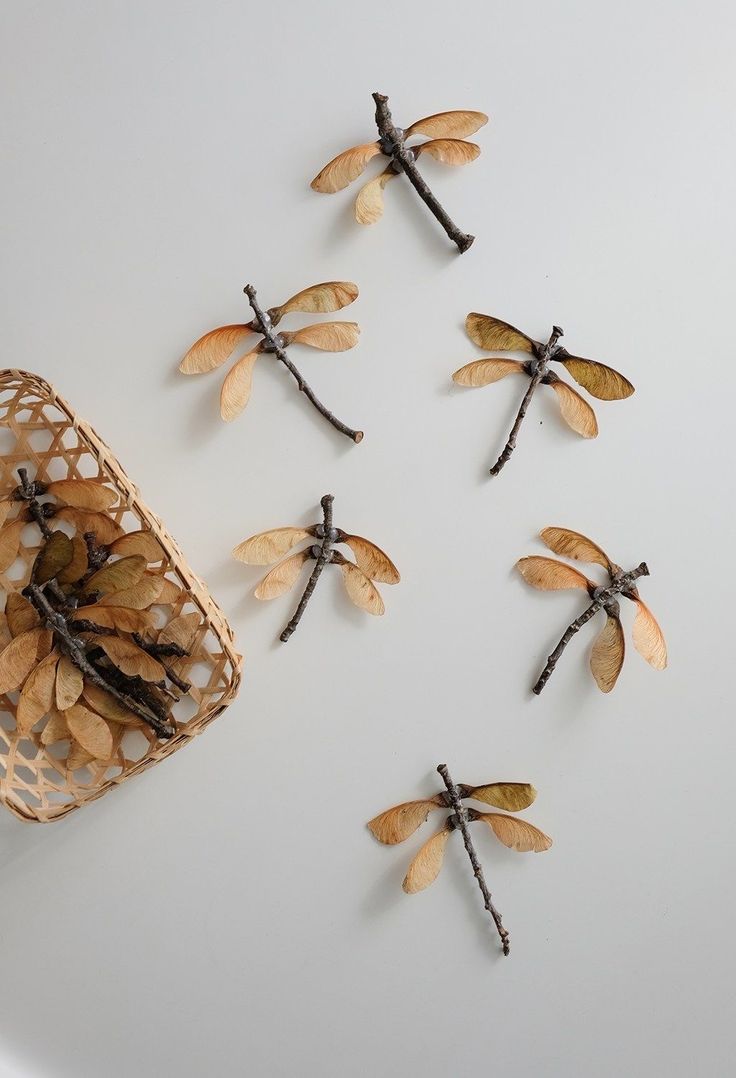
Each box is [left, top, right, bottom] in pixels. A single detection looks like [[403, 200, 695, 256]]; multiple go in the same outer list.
[[15, 468, 54, 539], [437, 763, 510, 955], [372, 92, 475, 253], [490, 326, 564, 476], [280, 495, 334, 643], [533, 562, 650, 694], [243, 285, 363, 444], [132, 632, 192, 694]]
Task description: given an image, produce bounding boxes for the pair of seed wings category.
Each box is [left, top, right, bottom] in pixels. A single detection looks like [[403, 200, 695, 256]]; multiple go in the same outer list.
[[368, 782, 551, 893], [178, 281, 360, 422], [453, 314, 635, 439], [311, 110, 488, 225], [233, 526, 399, 617], [517, 526, 667, 692]]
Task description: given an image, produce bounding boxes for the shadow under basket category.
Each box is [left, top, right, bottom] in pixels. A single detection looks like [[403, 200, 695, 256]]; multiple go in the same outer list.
[[0, 370, 242, 822]]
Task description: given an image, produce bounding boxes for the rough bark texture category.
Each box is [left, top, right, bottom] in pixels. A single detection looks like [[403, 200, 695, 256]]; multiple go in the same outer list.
[[372, 93, 475, 253], [244, 286, 363, 444], [437, 762, 510, 956], [280, 495, 334, 643], [533, 562, 650, 694]]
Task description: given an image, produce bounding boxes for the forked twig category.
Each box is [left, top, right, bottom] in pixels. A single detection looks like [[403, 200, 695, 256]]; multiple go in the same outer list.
[[280, 495, 334, 642]]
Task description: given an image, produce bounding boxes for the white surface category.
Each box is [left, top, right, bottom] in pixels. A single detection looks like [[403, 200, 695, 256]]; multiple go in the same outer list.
[[0, 1, 734, 1075]]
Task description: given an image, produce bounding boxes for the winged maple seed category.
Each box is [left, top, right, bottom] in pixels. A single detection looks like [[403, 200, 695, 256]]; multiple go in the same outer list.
[[311, 92, 487, 253], [368, 764, 551, 956], [517, 527, 667, 695], [179, 281, 363, 443], [234, 493, 399, 643], [0, 468, 201, 769], [452, 316, 634, 475]]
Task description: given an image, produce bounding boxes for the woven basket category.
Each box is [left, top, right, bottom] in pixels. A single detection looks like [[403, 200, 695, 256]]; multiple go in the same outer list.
[[0, 370, 242, 823]]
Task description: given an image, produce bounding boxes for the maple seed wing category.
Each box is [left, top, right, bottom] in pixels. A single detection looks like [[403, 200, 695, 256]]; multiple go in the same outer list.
[[516, 556, 593, 591], [16, 652, 59, 734], [289, 322, 360, 351], [179, 325, 252, 374], [406, 110, 488, 139], [342, 535, 399, 584], [417, 139, 480, 165], [45, 479, 117, 512], [5, 593, 39, 636], [402, 827, 452, 893], [0, 627, 46, 695], [220, 350, 260, 422], [465, 783, 537, 812], [340, 562, 385, 615], [274, 282, 358, 317], [452, 358, 526, 387], [547, 378, 599, 438], [367, 800, 441, 844], [465, 314, 535, 353], [233, 528, 311, 566], [86, 554, 147, 596], [354, 167, 398, 225], [310, 142, 382, 193], [558, 356, 635, 400], [254, 551, 310, 600], [55, 653, 85, 710], [65, 704, 113, 760], [476, 813, 552, 852], [539, 526, 613, 571], [57, 534, 90, 584], [0, 520, 26, 573], [590, 613, 625, 693], [632, 599, 667, 670], [33, 531, 73, 584]]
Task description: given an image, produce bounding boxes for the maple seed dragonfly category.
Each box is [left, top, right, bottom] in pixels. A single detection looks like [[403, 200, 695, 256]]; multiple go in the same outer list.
[[179, 281, 363, 442], [369, 764, 552, 956], [517, 527, 667, 695], [452, 315, 634, 475], [311, 92, 487, 252], [233, 494, 399, 642]]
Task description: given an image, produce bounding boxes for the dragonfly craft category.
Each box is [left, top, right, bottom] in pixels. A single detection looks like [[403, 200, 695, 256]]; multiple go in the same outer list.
[[369, 764, 552, 956], [452, 315, 634, 475], [517, 527, 667, 695], [311, 92, 487, 252], [179, 281, 363, 442], [233, 494, 400, 642]]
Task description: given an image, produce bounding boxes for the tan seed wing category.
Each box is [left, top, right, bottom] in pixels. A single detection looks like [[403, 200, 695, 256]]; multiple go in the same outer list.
[[274, 282, 358, 317], [233, 527, 311, 566], [342, 535, 399, 584], [417, 138, 480, 165], [148, 574, 180, 605], [33, 531, 73, 584], [310, 142, 382, 193], [476, 812, 552, 852], [0, 501, 11, 529], [547, 378, 599, 437], [367, 800, 441, 844], [5, 592, 40, 636], [590, 613, 625, 693], [354, 166, 399, 224], [220, 350, 260, 422], [82, 682, 140, 726], [40, 707, 70, 746], [57, 534, 89, 584], [402, 827, 452, 893], [108, 530, 165, 562], [340, 561, 385, 615], [254, 550, 311, 601], [54, 508, 124, 545], [0, 627, 47, 695], [55, 653, 85, 710], [67, 740, 95, 770], [98, 575, 165, 609], [179, 325, 251, 374], [37, 629, 54, 661], [74, 605, 155, 633], [65, 704, 113, 759], [0, 613, 11, 650], [464, 783, 537, 812], [632, 599, 667, 670], [406, 110, 488, 139], [45, 479, 117, 512], [16, 652, 59, 734], [465, 314, 535, 353], [539, 526, 613, 571], [86, 555, 147, 597], [99, 637, 165, 682], [289, 322, 360, 351], [452, 358, 526, 387], [558, 357, 635, 400], [0, 520, 26, 572], [516, 556, 593, 591], [158, 611, 201, 650]]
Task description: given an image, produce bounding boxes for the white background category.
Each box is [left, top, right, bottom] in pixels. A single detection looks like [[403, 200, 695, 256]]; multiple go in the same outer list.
[[1, 2, 734, 1075]]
